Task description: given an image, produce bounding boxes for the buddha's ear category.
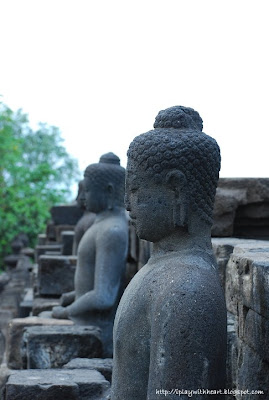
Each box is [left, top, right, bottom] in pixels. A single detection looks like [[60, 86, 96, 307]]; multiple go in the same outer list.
[[165, 170, 189, 228], [107, 183, 115, 210]]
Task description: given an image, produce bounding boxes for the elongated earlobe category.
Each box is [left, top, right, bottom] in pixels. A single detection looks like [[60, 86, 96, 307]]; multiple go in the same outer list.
[[107, 183, 115, 210], [165, 170, 189, 228], [173, 197, 188, 228]]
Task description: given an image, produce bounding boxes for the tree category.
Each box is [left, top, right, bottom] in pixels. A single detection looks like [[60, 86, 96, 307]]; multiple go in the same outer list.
[[0, 100, 80, 266]]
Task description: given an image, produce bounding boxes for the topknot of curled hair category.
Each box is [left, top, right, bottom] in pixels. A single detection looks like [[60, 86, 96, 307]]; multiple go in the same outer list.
[[99, 152, 120, 165], [154, 106, 203, 131]]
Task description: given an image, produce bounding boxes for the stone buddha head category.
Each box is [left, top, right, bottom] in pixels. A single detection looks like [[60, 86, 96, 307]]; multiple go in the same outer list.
[[125, 106, 221, 242], [83, 152, 125, 214]]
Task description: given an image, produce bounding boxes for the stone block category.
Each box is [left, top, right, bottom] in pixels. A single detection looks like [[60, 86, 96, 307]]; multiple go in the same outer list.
[[37, 233, 47, 245], [24, 325, 103, 369], [64, 358, 113, 382], [35, 244, 62, 262], [0, 331, 5, 365], [0, 310, 14, 339], [38, 255, 77, 296], [55, 225, 74, 242], [212, 178, 269, 239], [19, 288, 33, 318], [241, 309, 269, 363], [224, 241, 269, 317], [32, 297, 60, 316], [237, 341, 269, 398], [4, 369, 110, 400], [6, 317, 73, 369], [61, 230, 74, 255], [225, 254, 241, 314], [46, 223, 56, 241], [0, 364, 11, 399], [0, 287, 22, 316], [0, 273, 10, 293], [50, 205, 83, 225], [212, 238, 240, 289], [226, 312, 238, 390]]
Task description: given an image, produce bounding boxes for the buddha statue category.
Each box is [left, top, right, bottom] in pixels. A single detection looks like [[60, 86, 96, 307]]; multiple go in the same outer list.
[[111, 107, 227, 399], [52, 153, 129, 357], [72, 180, 96, 255]]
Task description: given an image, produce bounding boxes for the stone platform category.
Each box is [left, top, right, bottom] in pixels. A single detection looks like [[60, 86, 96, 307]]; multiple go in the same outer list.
[[4, 369, 110, 400]]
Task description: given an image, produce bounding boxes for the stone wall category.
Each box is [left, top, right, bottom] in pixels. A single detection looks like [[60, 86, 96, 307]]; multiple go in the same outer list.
[[213, 238, 269, 399], [212, 178, 269, 238]]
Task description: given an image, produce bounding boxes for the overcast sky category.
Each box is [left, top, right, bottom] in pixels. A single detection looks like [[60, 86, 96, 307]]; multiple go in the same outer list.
[[0, 0, 268, 179]]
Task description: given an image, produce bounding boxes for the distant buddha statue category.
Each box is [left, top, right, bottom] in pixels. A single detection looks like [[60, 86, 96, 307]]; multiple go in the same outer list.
[[52, 153, 129, 357], [111, 107, 227, 399], [72, 180, 96, 255]]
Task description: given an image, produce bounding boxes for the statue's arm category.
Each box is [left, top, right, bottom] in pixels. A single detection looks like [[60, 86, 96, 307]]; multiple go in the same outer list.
[[147, 287, 223, 399], [67, 226, 127, 316]]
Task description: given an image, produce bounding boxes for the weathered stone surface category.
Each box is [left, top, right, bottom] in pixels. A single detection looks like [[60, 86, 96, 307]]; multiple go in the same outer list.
[[4, 369, 110, 400], [0, 331, 5, 365], [0, 310, 14, 339], [212, 238, 253, 289], [225, 242, 269, 318], [61, 230, 74, 255], [32, 297, 60, 316], [221, 240, 269, 398], [6, 317, 73, 369], [212, 178, 269, 238], [0, 364, 11, 399], [24, 325, 103, 369], [226, 312, 238, 391], [50, 204, 84, 226], [240, 308, 269, 363], [237, 342, 269, 398], [64, 358, 113, 382], [19, 288, 33, 318], [38, 255, 77, 296], [35, 244, 62, 262], [0, 273, 10, 293]]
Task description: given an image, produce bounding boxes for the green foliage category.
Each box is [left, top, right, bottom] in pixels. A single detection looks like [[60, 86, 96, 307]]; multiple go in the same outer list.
[[0, 100, 80, 267]]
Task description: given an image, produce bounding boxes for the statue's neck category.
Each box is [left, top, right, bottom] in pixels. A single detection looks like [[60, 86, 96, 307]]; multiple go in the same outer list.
[[95, 206, 125, 222], [152, 223, 212, 258]]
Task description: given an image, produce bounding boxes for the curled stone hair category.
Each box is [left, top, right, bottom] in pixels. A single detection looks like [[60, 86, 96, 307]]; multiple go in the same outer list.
[[127, 106, 221, 225], [84, 153, 125, 206]]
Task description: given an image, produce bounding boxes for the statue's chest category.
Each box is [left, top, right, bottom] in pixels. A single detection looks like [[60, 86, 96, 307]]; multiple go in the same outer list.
[[77, 227, 96, 266], [114, 266, 158, 353]]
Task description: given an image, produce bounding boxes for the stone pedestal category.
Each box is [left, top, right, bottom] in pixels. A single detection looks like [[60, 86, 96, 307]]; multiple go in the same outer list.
[[61, 230, 75, 255], [23, 325, 103, 369], [37, 234, 47, 246], [6, 317, 73, 369], [4, 369, 110, 400], [32, 297, 60, 316], [19, 288, 33, 318], [38, 255, 77, 296], [50, 205, 83, 226], [64, 358, 113, 382], [212, 178, 269, 238], [35, 244, 62, 262]]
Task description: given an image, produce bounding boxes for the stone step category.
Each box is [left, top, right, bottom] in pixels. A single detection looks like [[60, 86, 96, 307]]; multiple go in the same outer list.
[[64, 358, 113, 382], [4, 368, 110, 400], [6, 317, 73, 369], [23, 325, 103, 369]]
